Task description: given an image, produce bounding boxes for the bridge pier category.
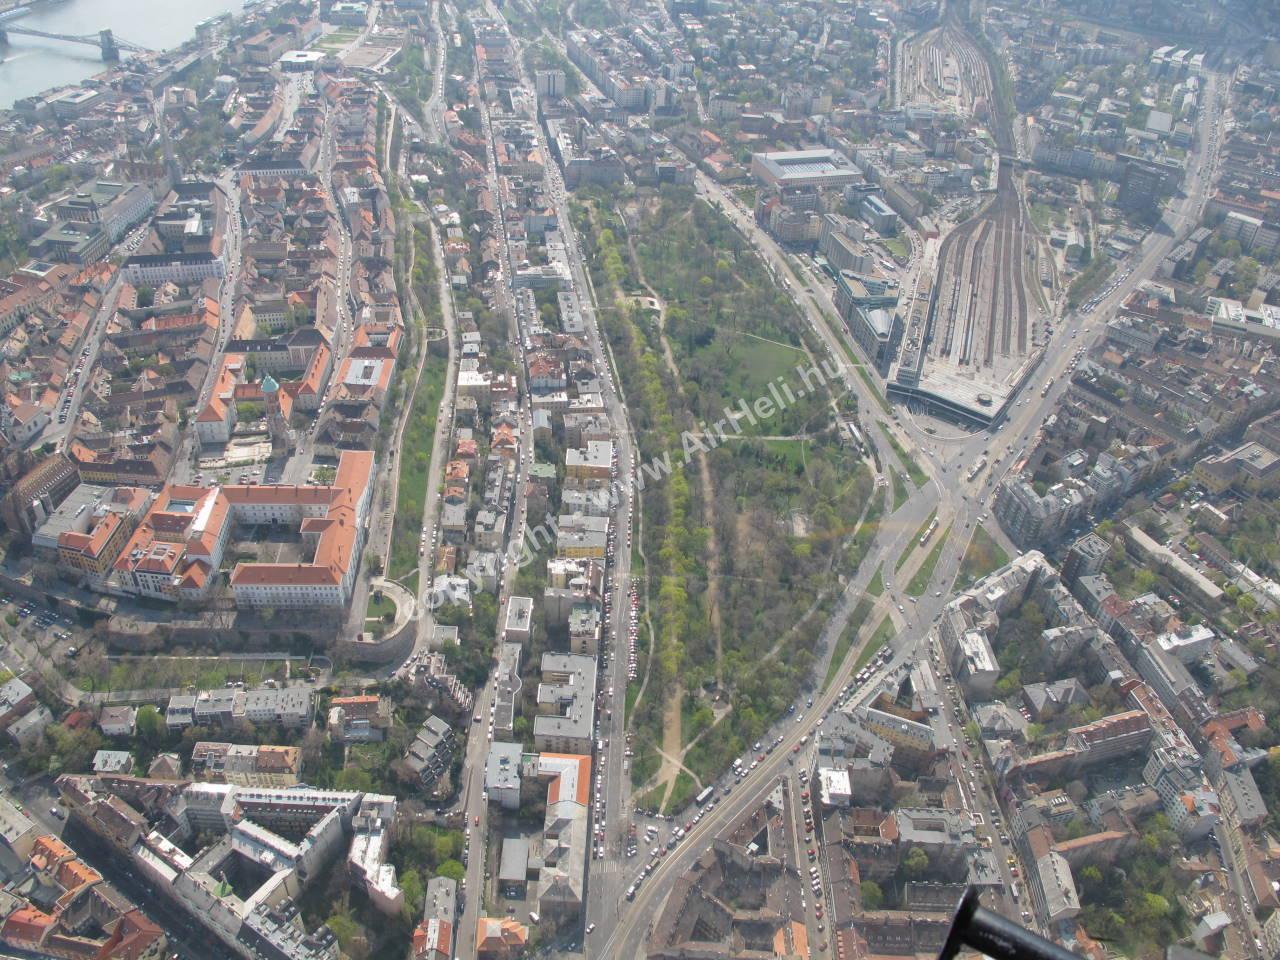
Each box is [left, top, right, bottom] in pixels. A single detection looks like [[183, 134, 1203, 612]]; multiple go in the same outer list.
[[0, 25, 123, 60]]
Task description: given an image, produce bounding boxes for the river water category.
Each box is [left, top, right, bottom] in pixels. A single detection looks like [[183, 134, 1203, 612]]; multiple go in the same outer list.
[[0, 0, 247, 108]]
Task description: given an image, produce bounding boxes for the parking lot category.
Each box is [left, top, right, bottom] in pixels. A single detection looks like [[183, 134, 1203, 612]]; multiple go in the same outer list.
[[1, 594, 82, 661]]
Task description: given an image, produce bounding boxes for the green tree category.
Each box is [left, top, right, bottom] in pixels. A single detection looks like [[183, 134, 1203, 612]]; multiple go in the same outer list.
[[46, 723, 103, 777], [861, 880, 884, 910], [994, 668, 1022, 697], [400, 868, 425, 917], [1137, 892, 1170, 922], [904, 846, 929, 878], [324, 913, 363, 956], [437, 858, 465, 881], [136, 705, 167, 746], [513, 715, 532, 743]]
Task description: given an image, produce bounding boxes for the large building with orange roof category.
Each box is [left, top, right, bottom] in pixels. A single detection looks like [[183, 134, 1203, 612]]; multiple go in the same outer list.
[[112, 449, 375, 608], [289, 339, 333, 412], [475, 917, 528, 960], [29, 484, 152, 583], [0, 261, 79, 338], [0, 832, 166, 960], [56, 500, 147, 580], [412, 917, 453, 960], [412, 876, 457, 960], [1, 905, 56, 954], [195, 353, 247, 445], [532, 752, 591, 919]]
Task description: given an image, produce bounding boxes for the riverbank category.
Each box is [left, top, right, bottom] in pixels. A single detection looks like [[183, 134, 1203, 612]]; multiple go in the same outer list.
[[0, 0, 244, 108]]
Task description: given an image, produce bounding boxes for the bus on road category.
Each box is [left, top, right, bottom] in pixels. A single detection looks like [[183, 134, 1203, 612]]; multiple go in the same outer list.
[[695, 786, 716, 807]]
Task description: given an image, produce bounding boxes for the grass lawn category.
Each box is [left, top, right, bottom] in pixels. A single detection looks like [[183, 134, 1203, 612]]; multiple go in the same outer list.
[[896, 508, 937, 572], [1029, 203, 1061, 233], [664, 770, 698, 814], [878, 422, 928, 487], [388, 353, 447, 578], [315, 28, 359, 46], [366, 592, 397, 621], [882, 236, 909, 261], [631, 739, 659, 788], [736, 334, 803, 383], [755, 437, 807, 472], [635, 784, 666, 813], [888, 470, 907, 511], [957, 523, 1011, 589], [823, 598, 874, 691], [681, 694, 715, 747], [906, 523, 952, 597], [690, 334, 804, 431], [867, 565, 884, 597], [898, 509, 939, 571], [95, 657, 289, 692], [854, 614, 895, 671]]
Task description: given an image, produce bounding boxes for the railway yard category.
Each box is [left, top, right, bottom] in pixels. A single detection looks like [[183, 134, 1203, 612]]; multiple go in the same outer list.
[[889, 11, 1041, 427], [896, 22, 993, 120]]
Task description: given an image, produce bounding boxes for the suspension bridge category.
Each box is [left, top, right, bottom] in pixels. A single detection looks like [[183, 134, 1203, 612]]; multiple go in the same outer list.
[[0, 21, 148, 61]]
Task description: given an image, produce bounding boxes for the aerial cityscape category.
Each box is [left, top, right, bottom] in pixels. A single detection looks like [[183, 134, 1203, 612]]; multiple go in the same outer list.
[[0, 0, 1277, 958]]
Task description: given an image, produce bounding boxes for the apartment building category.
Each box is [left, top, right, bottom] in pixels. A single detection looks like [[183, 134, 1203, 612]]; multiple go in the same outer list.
[[327, 695, 392, 742], [412, 877, 457, 960], [532, 753, 591, 920], [190, 742, 303, 787], [123, 252, 226, 285], [29, 484, 152, 584], [405, 715, 455, 787], [533, 653, 597, 754], [243, 687, 313, 727], [165, 685, 312, 731]]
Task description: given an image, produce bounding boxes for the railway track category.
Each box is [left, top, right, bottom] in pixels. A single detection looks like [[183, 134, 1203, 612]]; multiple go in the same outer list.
[[924, 0, 1031, 381], [897, 0, 1030, 384]]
